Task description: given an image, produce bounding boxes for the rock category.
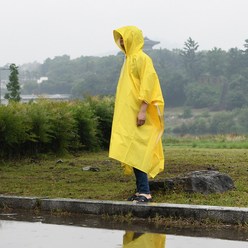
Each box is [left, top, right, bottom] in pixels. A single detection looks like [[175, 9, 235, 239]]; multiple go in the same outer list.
[[149, 179, 174, 191], [82, 166, 100, 172], [150, 170, 235, 194]]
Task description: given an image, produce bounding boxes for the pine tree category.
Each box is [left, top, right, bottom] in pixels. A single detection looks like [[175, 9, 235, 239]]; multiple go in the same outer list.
[[5, 63, 21, 102], [180, 37, 199, 80]]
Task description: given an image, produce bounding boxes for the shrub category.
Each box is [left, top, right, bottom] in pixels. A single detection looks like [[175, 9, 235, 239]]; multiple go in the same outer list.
[[185, 84, 219, 108], [0, 98, 114, 158], [48, 101, 79, 153], [87, 96, 114, 149], [237, 108, 248, 133], [23, 100, 54, 154], [209, 112, 237, 134], [0, 103, 31, 157], [180, 107, 193, 119], [70, 100, 100, 151]]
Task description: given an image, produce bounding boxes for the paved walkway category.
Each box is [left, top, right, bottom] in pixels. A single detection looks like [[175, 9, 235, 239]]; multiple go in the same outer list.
[[1, 195, 248, 224]]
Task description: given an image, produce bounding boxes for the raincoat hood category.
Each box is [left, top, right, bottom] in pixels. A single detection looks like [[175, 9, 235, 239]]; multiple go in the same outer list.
[[113, 26, 144, 55]]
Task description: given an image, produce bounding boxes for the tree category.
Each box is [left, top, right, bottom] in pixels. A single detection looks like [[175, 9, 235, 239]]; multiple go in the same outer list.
[[180, 37, 200, 80], [165, 73, 187, 106], [206, 47, 227, 77], [226, 48, 243, 78], [5, 64, 21, 102], [185, 83, 219, 108], [242, 39, 248, 67], [225, 75, 248, 109], [243, 39, 248, 53]]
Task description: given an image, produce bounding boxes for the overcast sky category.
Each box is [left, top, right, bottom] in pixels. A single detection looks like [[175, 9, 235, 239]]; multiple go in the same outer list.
[[0, 0, 247, 66]]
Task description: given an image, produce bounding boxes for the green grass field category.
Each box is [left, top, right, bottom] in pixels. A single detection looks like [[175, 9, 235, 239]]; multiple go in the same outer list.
[[0, 141, 247, 207]]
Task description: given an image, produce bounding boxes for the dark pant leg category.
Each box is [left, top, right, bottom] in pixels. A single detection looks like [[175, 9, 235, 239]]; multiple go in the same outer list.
[[133, 168, 150, 194]]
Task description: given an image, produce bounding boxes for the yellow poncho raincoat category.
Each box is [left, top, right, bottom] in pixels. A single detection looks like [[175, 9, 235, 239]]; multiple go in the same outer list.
[[109, 26, 164, 178], [123, 232, 166, 248]]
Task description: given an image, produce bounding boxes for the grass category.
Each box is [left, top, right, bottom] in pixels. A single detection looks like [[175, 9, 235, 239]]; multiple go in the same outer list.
[[0, 144, 248, 208], [164, 134, 248, 149]]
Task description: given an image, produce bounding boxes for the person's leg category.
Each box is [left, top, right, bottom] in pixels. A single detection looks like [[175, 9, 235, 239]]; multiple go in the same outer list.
[[133, 168, 152, 201], [126, 169, 140, 201]]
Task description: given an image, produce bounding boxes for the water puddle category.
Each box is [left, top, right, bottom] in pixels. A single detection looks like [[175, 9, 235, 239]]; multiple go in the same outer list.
[[0, 212, 247, 247]]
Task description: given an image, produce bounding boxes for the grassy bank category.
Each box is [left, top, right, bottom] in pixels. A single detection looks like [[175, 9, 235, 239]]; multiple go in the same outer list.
[[0, 147, 247, 207], [164, 135, 248, 149]]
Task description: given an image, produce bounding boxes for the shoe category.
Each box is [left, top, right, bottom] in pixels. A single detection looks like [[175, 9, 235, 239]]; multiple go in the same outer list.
[[127, 194, 139, 201], [134, 195, 152, 203]]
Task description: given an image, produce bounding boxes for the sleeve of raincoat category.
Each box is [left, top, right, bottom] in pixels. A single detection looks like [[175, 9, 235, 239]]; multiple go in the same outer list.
[[136, 54, 161, 105]]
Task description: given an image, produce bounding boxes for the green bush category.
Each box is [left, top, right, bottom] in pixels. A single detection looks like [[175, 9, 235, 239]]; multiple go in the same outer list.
[[87, 96, 114, 149], [0, 98, 114, 159], [237, 108, 248, 133], [172, 109, 248, 135], [23, 100, 54, 154], [185, 84, 219, 108], [173, 118, 209, 135], [0, 103, 31, 157], [48, 101, 79, 153], [209, 112, 237, 134], [70, 100, 100, 151], [179, 107, 193, 119]]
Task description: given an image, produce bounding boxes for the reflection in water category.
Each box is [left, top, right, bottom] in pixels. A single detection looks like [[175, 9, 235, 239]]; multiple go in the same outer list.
[[0, 215, 247, 248], [123, 231, 166, 248]]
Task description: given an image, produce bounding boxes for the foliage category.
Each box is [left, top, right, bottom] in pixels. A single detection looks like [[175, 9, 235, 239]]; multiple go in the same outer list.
[[163, 73, 187, 106], [237, 108, 248, 133], [0, 103, 31, 157], [179, 107, 193, 119], [70, 100, 100, 151], [19, 37, 248, 111], [23, 101, 53, 153], [0, 98, 114, 158], [180, 37, 200, 80], [172, 107, 248, 135], [86, 96, 114, 149], [48, 101, 79, 153], [185, 83, 219, 108], [205, 48, 227, 77], [4, 64, 21, 102], [225, 75, 248, 110]]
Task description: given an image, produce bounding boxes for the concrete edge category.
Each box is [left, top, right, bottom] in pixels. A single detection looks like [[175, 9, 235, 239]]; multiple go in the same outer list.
[[1, 195, 248, 224]]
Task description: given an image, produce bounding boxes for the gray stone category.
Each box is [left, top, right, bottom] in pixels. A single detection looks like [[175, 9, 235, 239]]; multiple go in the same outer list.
[[150, 170, 235, 194], [0, 195, 38, 210], [82, 166, 100, 172]]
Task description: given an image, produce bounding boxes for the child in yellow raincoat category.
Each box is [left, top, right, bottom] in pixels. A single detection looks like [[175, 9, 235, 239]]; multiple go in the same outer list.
[[109, 26, 164, 202]]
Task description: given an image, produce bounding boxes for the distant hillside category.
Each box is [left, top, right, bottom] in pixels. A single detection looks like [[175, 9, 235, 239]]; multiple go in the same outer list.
[[18, 38, 248, 111]]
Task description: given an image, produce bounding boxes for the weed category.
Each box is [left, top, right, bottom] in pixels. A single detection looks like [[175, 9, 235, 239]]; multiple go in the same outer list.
[[50, 208, 71, 217], [102, 212, 133, 223], [112, 212, 133, 223]]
